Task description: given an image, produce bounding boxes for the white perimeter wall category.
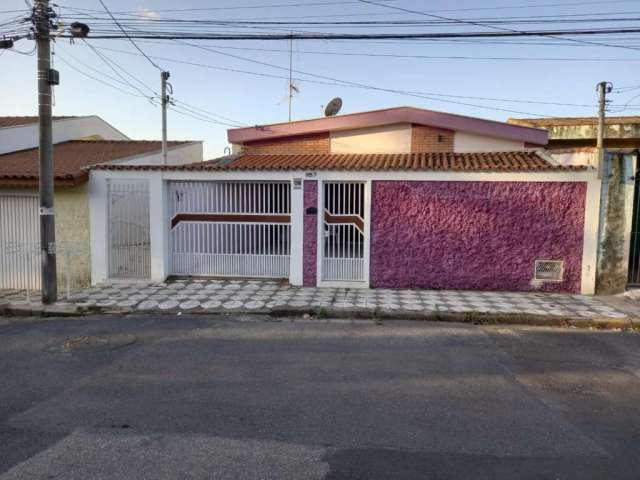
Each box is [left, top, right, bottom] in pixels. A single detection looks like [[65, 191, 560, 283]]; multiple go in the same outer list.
[[0, 116, 129, 154], [454, 131, 525, 153], [89, 168, 599, 294]]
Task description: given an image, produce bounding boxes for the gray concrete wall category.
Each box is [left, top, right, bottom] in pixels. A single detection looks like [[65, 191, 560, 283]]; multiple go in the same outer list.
[[596, 153, 636, 294], [546, 124, 640, 141]]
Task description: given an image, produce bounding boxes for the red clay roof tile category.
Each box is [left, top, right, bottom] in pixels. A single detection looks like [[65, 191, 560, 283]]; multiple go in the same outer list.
[[0, 139, 190, 186], [92, 151, 588, 173]]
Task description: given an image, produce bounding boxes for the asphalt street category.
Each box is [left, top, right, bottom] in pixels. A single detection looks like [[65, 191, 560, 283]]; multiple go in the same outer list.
[[1, 314, 639, 479]]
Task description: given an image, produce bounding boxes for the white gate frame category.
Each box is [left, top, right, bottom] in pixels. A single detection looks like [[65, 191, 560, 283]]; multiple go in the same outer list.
[[316, 179, 371, 289]]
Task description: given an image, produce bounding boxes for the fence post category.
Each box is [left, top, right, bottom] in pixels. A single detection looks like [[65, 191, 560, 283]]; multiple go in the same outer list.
[[289, 177, 304, 286], [149, 172, 168, 282]]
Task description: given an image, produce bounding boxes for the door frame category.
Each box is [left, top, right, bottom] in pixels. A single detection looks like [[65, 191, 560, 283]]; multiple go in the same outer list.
[[316, 179, 371, 288]]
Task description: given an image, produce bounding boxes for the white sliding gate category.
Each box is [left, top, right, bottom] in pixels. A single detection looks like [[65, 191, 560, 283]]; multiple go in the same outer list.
[[169, 181, 291, 278], [321, 181, 368, 284], [107, 180, 151, 279], [0, 194, 40, 290]]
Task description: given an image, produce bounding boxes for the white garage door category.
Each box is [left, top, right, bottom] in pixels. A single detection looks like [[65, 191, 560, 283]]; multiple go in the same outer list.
[[169, 181, 291, 278], [0, 194, 41, 290]]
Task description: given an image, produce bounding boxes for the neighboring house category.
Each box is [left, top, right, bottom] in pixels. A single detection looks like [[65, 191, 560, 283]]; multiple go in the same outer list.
[[0, 116, 130, 154], [0, 115, 203, 291], [89, 107, 600, 294], [510, 116, 640, 294]]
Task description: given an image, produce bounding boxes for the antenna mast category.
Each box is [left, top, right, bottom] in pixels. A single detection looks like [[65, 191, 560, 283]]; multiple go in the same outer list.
[[288, 32, 293, 122]]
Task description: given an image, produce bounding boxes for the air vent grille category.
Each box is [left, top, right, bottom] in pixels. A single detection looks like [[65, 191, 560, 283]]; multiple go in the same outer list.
[[534, 260, 564, 282]]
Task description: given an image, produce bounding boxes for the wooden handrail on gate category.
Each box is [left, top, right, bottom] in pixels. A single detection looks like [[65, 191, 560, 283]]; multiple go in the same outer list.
[[170, 213, 291, 229], [323, 210, 364, 233]]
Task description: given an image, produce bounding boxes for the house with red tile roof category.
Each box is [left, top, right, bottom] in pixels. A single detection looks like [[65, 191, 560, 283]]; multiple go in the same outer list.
[[0, 115, 203, 291], [88, 106, 600, 295]]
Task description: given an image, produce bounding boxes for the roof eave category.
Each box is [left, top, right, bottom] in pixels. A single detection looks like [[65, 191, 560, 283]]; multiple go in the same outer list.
[[228, 106, 548, 145], [0, 175, 85, 188]]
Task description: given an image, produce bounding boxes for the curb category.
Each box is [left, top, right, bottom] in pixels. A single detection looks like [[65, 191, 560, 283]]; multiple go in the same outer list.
[[270, 307, 635, 330], [1, 302, 636, 330]]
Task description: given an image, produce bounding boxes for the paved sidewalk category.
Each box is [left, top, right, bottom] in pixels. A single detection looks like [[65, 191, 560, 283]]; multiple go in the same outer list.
[[0, 279, 632, 326]]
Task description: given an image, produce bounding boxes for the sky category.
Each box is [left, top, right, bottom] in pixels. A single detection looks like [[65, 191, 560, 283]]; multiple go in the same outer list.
[[2, 0, 640, 158]]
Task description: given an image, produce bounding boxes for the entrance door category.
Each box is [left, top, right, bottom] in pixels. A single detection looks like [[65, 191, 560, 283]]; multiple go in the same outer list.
[[169, 181, 291, 278], [321, 181, 368, 285], [107, 180, 151, 279]]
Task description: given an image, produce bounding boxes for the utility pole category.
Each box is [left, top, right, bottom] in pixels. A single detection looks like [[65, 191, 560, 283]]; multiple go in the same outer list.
[[161, 71, 170, 164], [35, 0, 57, 304], [596, 81, 613, 178]]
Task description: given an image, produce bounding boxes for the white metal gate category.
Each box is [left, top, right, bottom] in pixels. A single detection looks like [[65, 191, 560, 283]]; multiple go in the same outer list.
[[169, 181, 291, 278], [108, 180, 151, 279], [0, 194, 40, 290], [321, 181, 367, 283]]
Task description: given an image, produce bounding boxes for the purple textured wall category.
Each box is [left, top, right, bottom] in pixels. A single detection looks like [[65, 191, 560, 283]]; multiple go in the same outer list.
[[370, 181, 586, 293], [303, 180, 318, 287]]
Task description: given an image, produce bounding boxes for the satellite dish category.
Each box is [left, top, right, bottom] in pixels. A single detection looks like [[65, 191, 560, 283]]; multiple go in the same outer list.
[[324, 97, 342, 117]]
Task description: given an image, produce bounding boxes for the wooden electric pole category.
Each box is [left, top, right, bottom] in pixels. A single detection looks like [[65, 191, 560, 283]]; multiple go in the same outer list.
[[35, 0, 57, 303]]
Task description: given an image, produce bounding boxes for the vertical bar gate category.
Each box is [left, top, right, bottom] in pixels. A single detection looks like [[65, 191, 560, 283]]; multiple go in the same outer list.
[[0, 194, 41, 290], [169, 181, 291, 278], [321, 181, 366, 282], [107, 180, 151, 279]]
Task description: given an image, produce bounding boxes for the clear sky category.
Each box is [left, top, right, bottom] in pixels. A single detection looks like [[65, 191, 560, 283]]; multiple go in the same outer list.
[[2, 0, 640, 158]]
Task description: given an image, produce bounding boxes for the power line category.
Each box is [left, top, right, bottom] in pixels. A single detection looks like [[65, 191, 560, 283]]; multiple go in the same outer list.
[[54, 1, 399, 15], [161, 39, 595, 108], [81, 39, 156, 99], [50, 0, 640, 17], [97, 0, 164, 70], [147, 42, 640, 62], [168, 102, 245, 127], [56, 52, 244, 127], [55, 52, 151, 99], [81, 42, 574, 116], [358, 0, 640, 52], [54, 13, 640, 27], [57, 45, 246, 127], [171, 99, 247, 126], [81, 42, 602, 108], [54, 26, 640, 41]]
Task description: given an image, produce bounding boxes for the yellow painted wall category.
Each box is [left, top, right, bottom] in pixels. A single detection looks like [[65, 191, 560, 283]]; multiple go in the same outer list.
[[55, 184, 91, 289]]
